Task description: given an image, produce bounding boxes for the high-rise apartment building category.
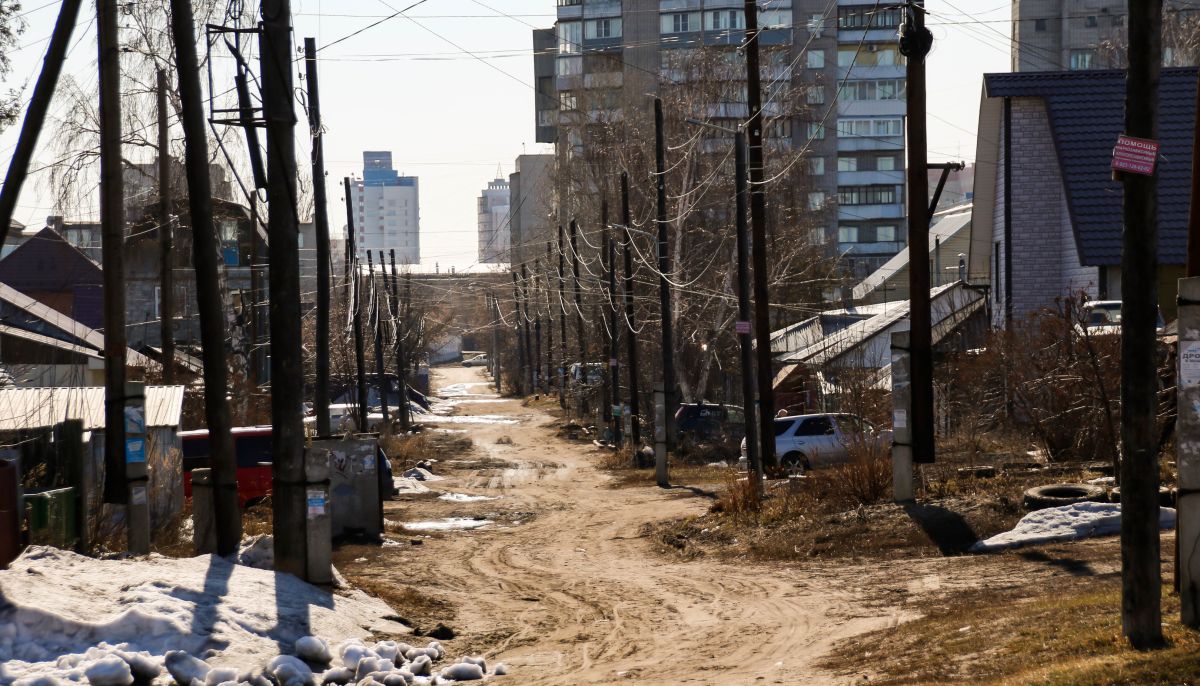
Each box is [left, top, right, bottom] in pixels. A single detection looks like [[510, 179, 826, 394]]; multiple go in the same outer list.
[[1011, 0, 1197, 72], [348, 151, 420, 264], [478, 178, 512, 263], [534, 1, 908, 278]]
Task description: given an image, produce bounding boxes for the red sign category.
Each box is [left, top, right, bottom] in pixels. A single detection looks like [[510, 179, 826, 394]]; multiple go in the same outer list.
[[1111, 134, 1159, 176], [735, 320, 751, 334]]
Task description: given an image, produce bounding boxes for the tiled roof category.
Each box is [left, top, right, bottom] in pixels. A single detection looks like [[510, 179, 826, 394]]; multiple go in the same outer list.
[[985, 68, 1195, 266]]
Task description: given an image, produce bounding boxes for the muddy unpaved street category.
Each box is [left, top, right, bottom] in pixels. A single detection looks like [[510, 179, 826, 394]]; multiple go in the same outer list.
[[338, 366, 1054, 685]]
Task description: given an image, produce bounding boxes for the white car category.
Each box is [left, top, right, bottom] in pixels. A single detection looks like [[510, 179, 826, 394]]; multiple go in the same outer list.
[[740, 413, 890, 473], [462, 354, 489, 367]]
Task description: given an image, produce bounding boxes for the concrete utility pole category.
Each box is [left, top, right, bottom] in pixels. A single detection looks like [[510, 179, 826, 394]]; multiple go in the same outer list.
[[544, 243, 555, 396], [599, 199, 613, 435], [1120, 0, 1164, 649], [521, 263, 534, 393], [734, 131, 762, 503], [260, 0, 307, 579], [304, 37, 332, 437], [344, 178, 369, 432], [97, 0, 129, 511], [1188, 65, 1200, 277], [741, 0, 777, 470], [1177, 278, 1200, 624], [533, 262, 544, 395], [388, 250, 411, 432], [511, 270, 525, 395], [490, 292, 502, 394], [620, 173, 642, 448], [367, 254, 389, 426], [606, 221, 621, 445], [0, 0, 82, 250], [900, 1, 935, 465], [156, 69, 176, 387], [169, 0, 240, 554], [571, 220, 586, 414], [654, 99, 677, 453]]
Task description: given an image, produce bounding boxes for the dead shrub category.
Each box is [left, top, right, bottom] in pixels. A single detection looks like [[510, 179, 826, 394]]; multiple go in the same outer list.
[[711, 469, 761, 520], [825, 440, 892, 506]]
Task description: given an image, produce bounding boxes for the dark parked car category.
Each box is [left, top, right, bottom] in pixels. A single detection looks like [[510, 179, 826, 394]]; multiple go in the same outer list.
[[674, 403, 746, 443]]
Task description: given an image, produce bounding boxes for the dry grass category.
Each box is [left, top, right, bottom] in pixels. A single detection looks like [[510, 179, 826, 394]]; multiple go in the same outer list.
[[379, 432, 475, 472], [821, 558, 1200, 686]]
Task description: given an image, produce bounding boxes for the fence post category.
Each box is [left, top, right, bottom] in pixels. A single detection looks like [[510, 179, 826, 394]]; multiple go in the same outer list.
[[891, 331, 914, 502], [1177, 276, 1200, 626]]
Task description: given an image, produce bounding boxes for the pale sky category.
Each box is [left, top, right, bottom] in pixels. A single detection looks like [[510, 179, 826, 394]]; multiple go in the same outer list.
[[0, 0, 1009, 269]]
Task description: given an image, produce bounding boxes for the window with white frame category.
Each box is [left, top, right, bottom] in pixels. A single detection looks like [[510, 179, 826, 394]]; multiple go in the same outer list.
[[805, 85, 825, 104], [807, 157, 825, 175], [838, 156, 857, 172], [806, 122, 825, 139], [808, 192, 826, 210], [838, 225, 859, 243], [706, 9, 744, 31], [876, 225, 897, 242], [807, 50, 825, 69], [557, 21, 581, 54], [585, 17, 622, 39], [877, 155, 896, 171], [759, 9, 792, 29], [661, 12, 700, 34]]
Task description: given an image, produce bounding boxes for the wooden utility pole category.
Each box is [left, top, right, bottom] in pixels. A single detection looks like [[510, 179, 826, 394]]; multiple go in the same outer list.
[[606, 220, 621, 445], [599, 200, 612, 434], [570, 220, 586, 401], [388, 250, 411, 431], [490, 292, 502, 394], [654, 99, 677, 451], [557, 225, 568, 407], [544, 244, 555, 396], [261, 0, 306, 578], [156, 69, 176, 387], [367, 254, 389, 426], [98, 0, 128, 512], [169, 0, 240, 554], [742, 0, 777, 470], [0, 0, 83, 249], [344, 178, 369, 431], [533, 262, 544, 395], [621, 173, 642, 447], [304, 37, 332, 436], [734, 131, 762, 502], [1120, 0, 1165, 650], [520, 263, 534, 393], [1188, 65, 1200, 277], [901, 2, 935, 465], [511, 270, 525, 395]]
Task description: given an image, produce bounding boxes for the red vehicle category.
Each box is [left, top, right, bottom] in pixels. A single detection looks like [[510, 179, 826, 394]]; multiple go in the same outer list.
[[181, 426, 273, 507]]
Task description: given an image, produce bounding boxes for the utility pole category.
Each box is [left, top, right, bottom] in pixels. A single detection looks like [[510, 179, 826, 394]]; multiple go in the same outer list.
[[520, 263, 534, 393], [344, 178, 369, 432], [901, 2, 935, 465], [511, 271, 525, 395], [557, 225, 568, 407], [533, 262, 544, 395], [734, 131, 762, 502], [261, 0, 306, 578], [491, 292, 502, 394], [621, 173, 642, 447], [570, 220, 586, 411], [304, 37, 332, 436], [388, 250, 411, 431], [1120, 0, 1164, 649], [599, 199, 613, 436], [606, 221, 621, 445], [98, 0, 130, 524], [544, 244, 555, 396], [169, 0, 240, 555], [0, 0, 82, 249], [156, 69, 175, 387], [367, 254, 389, 427], [654, 99, 677, 451], [739, 7, 777, 470], [1189, 63, 1200, 277]]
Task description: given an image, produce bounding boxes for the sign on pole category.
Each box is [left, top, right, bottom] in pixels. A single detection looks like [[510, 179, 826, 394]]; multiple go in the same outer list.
[[1111, 134, 1159, 176]]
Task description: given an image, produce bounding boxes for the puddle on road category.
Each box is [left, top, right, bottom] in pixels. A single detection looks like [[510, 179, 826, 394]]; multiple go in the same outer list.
[[399, 517, 494, 531]]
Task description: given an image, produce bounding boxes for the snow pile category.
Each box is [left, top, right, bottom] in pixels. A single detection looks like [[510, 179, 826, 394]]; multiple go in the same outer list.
[[437, 493, 498, 503], [400, 518, 493, 532], [237, 534, 274, 570], [970, 502, 1176, 553], [393, 477, 431, 495], [402, 468, 443, 482], [0, 546, 405, 683], [420, 415, 518, 426]]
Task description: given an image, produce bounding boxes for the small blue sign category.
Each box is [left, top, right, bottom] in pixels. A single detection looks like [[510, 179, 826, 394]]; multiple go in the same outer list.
[[125, 437, 146, 463]]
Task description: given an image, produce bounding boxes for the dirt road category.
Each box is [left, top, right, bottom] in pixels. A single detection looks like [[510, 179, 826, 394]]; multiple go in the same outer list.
[[342, 366, 999, 685]]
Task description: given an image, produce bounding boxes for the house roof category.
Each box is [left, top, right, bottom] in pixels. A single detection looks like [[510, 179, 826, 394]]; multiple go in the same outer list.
[[0, 281, 154, 367], [0, 226, 102, 290], [0, 385, 185, 431], [852, 210, 972, 300], [984, 68, 1195, 266]]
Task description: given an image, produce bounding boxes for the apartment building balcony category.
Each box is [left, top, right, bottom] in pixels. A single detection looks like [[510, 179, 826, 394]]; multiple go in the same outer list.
[[837, 203, 904, 220], [837, 135, 903, 152], [557, 0, 582, 20], [839, 28, 897, 43], [582, 0, 621, 18], [837, 64, 905, 80], [837, 240, 904, 256], [836, 169, 904, 186], [836, 100, 906, 118], [583, 71, 623, 89]]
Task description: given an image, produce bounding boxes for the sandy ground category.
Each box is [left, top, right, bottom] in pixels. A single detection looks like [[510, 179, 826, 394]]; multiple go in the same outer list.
[[344, 365, 1090, 685]]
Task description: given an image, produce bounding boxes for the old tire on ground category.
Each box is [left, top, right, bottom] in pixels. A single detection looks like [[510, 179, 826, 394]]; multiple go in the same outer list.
[[1109, 486, 1177, 508], [1022, 483, 1107, 510]]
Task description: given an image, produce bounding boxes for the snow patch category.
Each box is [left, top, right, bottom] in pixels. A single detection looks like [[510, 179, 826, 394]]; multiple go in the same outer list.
[[970, 502, 1176, 553], [401, 468, 442, 482], [399, 518, 492, 532], [393, 477, 431, 494], [237, 534, 274, 570], [436, 493, 498, 503], [419, 415, 518, 426]]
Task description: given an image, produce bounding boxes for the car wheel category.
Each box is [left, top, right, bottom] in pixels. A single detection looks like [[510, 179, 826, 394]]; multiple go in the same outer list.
[[781, 452, 809, 475]]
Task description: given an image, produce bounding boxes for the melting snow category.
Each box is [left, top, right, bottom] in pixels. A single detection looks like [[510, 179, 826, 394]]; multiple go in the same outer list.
[[437, 493, 499, 503], [420, 415, 518, 426], [400, 518, 493, 532], [970, 502, 1176, 553]]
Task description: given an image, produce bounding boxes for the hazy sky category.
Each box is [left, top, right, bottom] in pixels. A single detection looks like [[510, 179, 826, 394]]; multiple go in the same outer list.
[[0, 0, 1009, 269]]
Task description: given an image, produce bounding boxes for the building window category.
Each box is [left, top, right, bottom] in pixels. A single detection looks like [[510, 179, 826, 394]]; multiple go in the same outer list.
[[838, 185, 897, 205], [1034, 18, 1047, 32], [837, 5, 902, 30], [766, 118, 792, 138], [808, 192, 825, 210], [1069, 49, 1095, 70], [560, 91, 576, 110], [1085, 15, 1097, 28], [842, 79, 904, 101], [876, 225, 896, 242], [838, 156, 857, 172], [662, 12, 699, 34], [806, 122, 825, 139], [877, 155, 896, 171], [585, 17, 622, 39], [838, 226, 859, 243], [758, 9, 792, 30], [706, 9, 744, 31], [839, 44, 901, 67], [807, 50, 825, 69], [807, 157, 825, 175], [557, 21, 581, 54], [805, 85, 825, 104]]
